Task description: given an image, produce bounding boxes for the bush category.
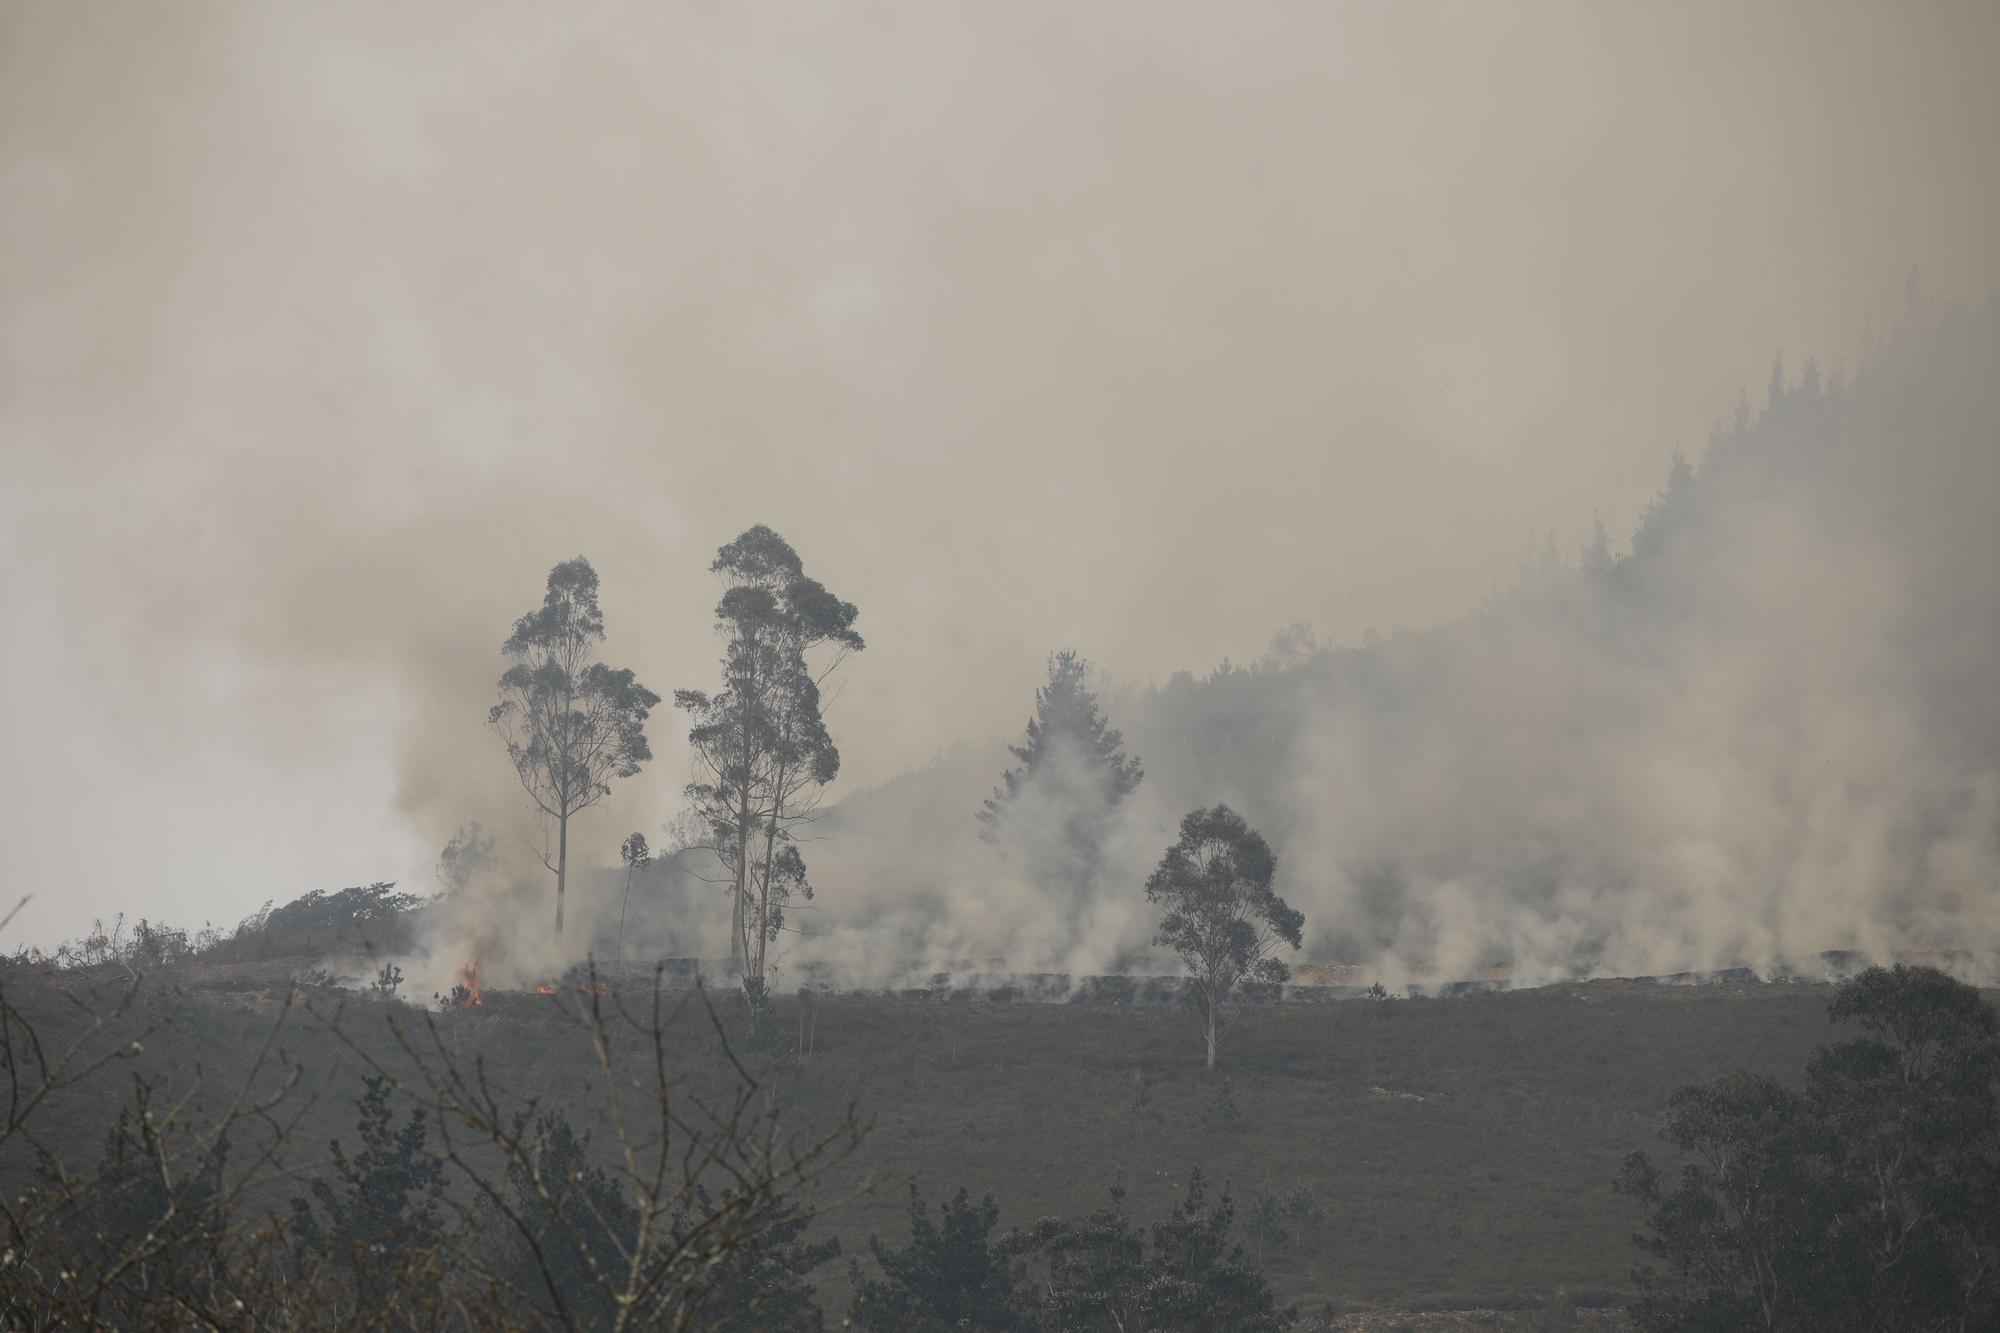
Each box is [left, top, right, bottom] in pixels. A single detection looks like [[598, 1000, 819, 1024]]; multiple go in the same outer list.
[[0, 960, 865, 1330], [1617, 964, 2000, 1331]]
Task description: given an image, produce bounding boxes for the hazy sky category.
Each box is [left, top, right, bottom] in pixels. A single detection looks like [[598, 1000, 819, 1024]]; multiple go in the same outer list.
[[4, 1, 1998, 947]]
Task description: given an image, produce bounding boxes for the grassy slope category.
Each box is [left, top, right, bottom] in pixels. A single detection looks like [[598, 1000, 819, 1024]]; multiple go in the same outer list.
[[763, 981, 1834, 1313], [4, 969, 1857, 1315]]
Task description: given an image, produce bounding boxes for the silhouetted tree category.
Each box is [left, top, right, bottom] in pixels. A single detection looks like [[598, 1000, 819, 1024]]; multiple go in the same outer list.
[[1617, 965, 2000, 1331], [617, 831, 651, 953], [290, 1075, 447, 1303], [682, 1185, 840, 1332], [849, 1184, 1027, 1331], [1809, 966, 2000, 1328], [489, 557, 658, 936], [1581, 512, 1616, 575], [978, 651, 1142, 899], [498, 1111, 640, 1329], [499, 1113, 842, 1331], [1631, 446, 1697, 559], [1006, 1168, 1292, 1332], [1146, 806, 1302, 1071], [1615, 1072, 1841, 1330], [677, 526, 862, 1010], [435, 821, 494, 897]]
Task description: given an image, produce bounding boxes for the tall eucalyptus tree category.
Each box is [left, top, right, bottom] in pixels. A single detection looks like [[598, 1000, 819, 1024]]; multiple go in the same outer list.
[[676, 527, 862, 1002], [489, 557, 658, 936]]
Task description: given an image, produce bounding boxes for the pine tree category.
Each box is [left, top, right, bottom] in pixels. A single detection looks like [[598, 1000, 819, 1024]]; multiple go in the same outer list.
[[1581, 511, 1616, 576], [849, 1184, 1026, 1331], [978, 652, 1142, 898], [500, 1113, 639, 1328], [1631, 447, 1697, 559], [290, 1076, 447, 1300]]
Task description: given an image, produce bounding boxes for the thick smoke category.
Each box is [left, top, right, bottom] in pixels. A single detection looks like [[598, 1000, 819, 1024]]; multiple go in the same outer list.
[[794, 305, 2000, 988], [797, 734, 1177, 986], [6, 3, 2000, 973]]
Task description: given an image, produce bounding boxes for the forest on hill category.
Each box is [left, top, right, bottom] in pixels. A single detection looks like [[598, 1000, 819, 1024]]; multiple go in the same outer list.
[[811, 296, 2000, 989], [32, 300, 1994, 1004]]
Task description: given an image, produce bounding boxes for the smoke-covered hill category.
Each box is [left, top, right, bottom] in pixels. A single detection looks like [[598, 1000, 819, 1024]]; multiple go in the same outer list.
[[803, 299, 2000, 985]]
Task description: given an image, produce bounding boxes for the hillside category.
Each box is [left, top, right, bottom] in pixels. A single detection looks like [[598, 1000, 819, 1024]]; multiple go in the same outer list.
[[806, 299, 2000, 989], [1, 960, 1863, 1318], [97, 303, 1997, 1002], [10, 295, 1995, 1328]]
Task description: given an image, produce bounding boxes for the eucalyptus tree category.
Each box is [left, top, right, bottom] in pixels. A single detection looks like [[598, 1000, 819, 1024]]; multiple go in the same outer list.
[[1146, 805, 1303, 1071], [617, 831, 651, 955], [676, 526, 862, 1001], [489, 557, 658, 937], [978, 650, 1142, 899]]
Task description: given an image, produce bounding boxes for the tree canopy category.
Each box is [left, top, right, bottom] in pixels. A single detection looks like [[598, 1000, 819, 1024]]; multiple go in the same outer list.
[[1146, 805, 1303, 1070], [849, 1184, 1027, 1331], [677, 525, 862, 1014], [489, 556, 658, 936], [978, 651, 1142, 900], [1617, 964, 2000, 1331]]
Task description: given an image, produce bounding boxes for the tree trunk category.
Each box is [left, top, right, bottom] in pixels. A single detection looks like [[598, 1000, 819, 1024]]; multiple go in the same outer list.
[[732, 800, 751, 983], [1205, 1000, 1218, 1071], [555, 810, 568, 936], [618, 868, 632, 963], [731, 650, 756, 986], [753, 754, 789, 986], [729, 881, 745, 977]]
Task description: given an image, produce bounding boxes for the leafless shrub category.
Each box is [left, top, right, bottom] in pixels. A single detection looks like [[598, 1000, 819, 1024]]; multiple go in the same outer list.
[[0, 899, 870, 1331]]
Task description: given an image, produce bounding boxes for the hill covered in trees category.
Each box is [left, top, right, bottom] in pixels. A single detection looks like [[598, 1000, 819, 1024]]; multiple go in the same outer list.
[[809, 298, 2000, 988]]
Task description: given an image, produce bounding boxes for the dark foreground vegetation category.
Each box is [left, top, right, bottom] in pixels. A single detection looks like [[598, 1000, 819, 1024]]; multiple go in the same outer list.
[[1617, 964, 2000, 1329], [11, 901, 1998, 1330]]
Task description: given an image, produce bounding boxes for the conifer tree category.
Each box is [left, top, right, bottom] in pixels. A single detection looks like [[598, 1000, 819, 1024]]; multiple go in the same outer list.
[[849, 1185, 1025, 1331], [978, 651, 1142, 898], [289, 1076, 447, 1301]]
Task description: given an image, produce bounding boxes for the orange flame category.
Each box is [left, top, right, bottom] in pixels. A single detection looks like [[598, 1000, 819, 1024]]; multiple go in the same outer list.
[[534, 984, 557, 995], [457, 958, 483, 1006]]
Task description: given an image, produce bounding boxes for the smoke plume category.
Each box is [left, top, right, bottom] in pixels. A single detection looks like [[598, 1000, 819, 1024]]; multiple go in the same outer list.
[[4, 3, 1999, 979]]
